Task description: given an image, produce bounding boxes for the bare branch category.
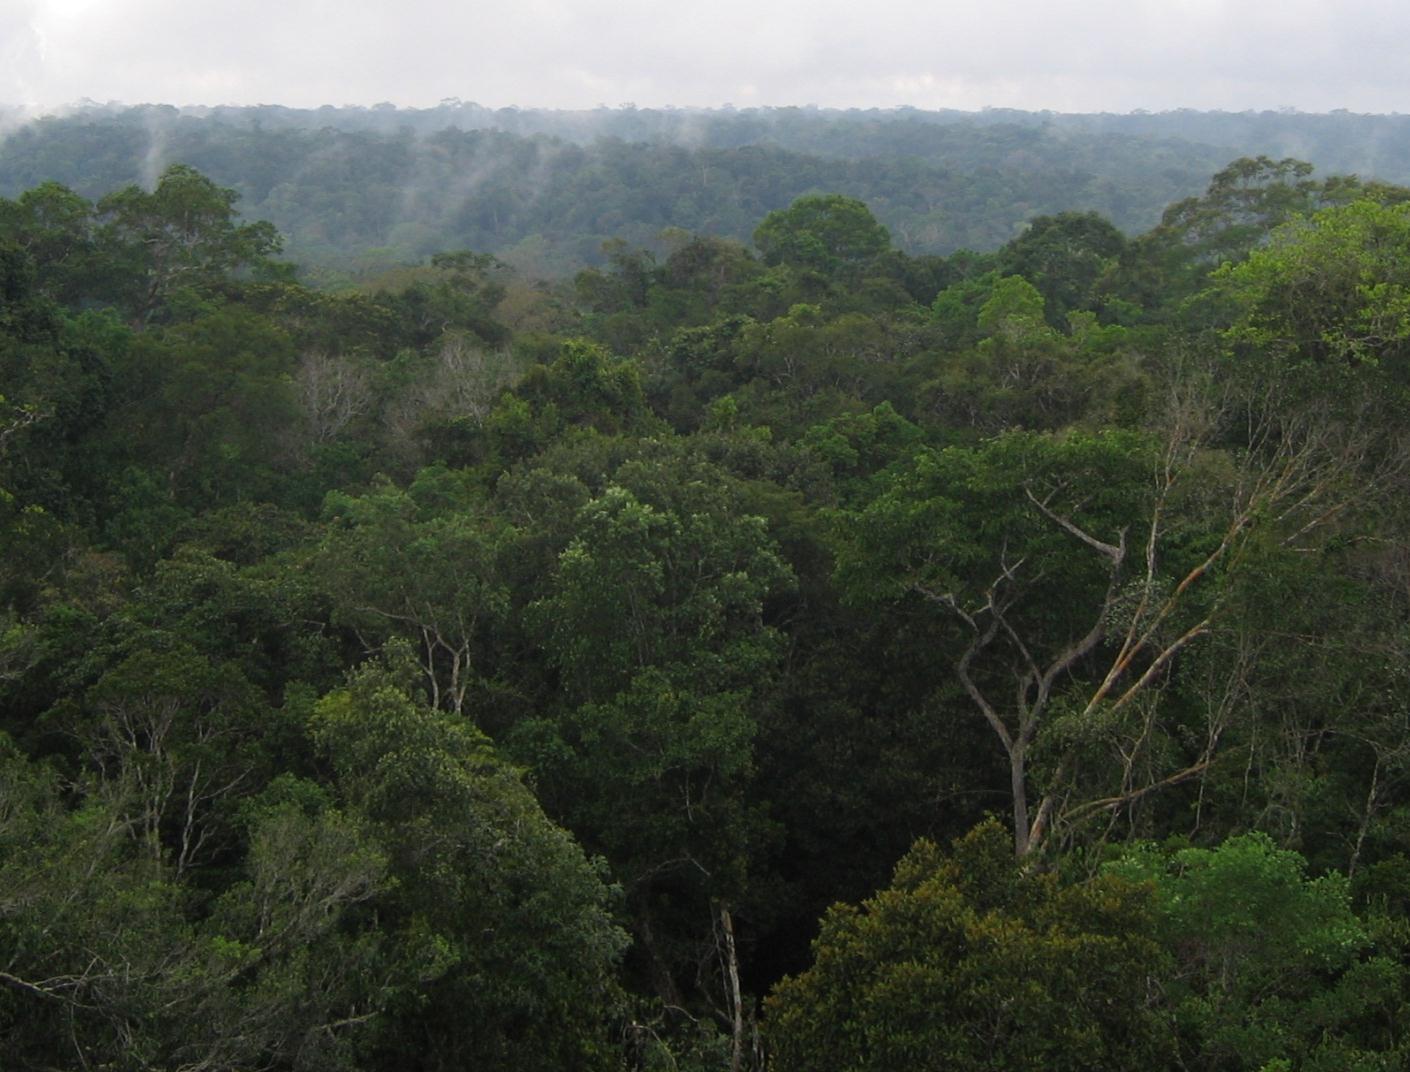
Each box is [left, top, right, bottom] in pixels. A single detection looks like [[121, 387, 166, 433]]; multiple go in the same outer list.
[[1024, 487, 1124, 561]]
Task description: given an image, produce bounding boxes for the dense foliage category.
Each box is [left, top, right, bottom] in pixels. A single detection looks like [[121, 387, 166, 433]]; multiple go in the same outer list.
[[5, 147, 1410, 1071]]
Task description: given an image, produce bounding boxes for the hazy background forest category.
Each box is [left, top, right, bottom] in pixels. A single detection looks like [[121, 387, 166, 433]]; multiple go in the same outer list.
[[5, 104, 1410, 1071], [5, 104, 1410, 276]]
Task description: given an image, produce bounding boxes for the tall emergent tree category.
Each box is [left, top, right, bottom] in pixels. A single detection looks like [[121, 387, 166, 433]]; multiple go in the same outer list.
[[98, 163, 282, 327]]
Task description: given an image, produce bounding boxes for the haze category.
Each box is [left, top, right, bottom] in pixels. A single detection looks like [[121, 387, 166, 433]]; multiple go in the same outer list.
[[3, 0, 1408, 115]]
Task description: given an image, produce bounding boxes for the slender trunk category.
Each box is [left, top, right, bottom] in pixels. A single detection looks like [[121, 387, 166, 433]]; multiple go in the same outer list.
[[718, 904, 746, 1072], [1010, 747, 1031, 857], [1349, 758, 1381, 879]]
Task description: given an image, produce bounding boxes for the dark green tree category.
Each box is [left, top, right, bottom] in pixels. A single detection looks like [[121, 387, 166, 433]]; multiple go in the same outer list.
[[998, 210, 1127, 325], [310, 655, 628, 1072]]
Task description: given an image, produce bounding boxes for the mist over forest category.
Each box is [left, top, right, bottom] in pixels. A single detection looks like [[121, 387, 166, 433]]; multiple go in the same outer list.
[[7, 97, 1410, 1071], [4, 103, 1410, 276]]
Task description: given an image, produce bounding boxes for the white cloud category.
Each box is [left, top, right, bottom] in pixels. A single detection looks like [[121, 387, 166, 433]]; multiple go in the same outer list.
[[8, 0, 1410, 113], [0, 0, 46, 107]]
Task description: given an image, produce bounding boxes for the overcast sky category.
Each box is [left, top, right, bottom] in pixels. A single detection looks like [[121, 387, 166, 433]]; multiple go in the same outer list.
[[3, 0, 1408, 115]]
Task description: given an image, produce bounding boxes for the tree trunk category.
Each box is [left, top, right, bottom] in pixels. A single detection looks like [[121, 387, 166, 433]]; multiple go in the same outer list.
[[1009, 747, 1031, 857], [718, 903, 746, 1072]]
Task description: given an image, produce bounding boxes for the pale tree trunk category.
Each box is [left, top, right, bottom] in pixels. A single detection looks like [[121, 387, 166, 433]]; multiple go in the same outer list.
[[717, 903, 746, 1072]]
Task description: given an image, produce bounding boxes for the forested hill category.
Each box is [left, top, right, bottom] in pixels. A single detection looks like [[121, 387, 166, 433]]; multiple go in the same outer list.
[[4, 103, 1407, 274]]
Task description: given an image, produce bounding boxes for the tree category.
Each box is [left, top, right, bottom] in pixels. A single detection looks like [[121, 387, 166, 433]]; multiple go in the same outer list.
[[767, 819, 1172, 1072], [0, 737, 403, 1072], [922, 274, 1136, 432], [1109, 834, 1409, 1070], [0, 181, 102, 307], [833, 355, 1381, 857], [310, 655, 627, 1071], [1157, 156, 1319, 269], [753, 195, 890, 275], [315, 470, 509, 718], [998, 210, 1127, 325], [1215, 198, 1410, 381], [832, 429, 1155, 855], [97, 164, 282, 328], [60, 644, 272, 877], [1110, 157, 1410, 317], [500, 339, 658, 452], [512, 453, 794, 1058], [93, 306, 301, 513]]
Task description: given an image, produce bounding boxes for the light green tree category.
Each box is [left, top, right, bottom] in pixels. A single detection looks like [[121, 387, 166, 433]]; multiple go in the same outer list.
[[767, 818, 1173, 1072], [1109, 834, 1408, 1071], [753, 194, 891, 274]]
